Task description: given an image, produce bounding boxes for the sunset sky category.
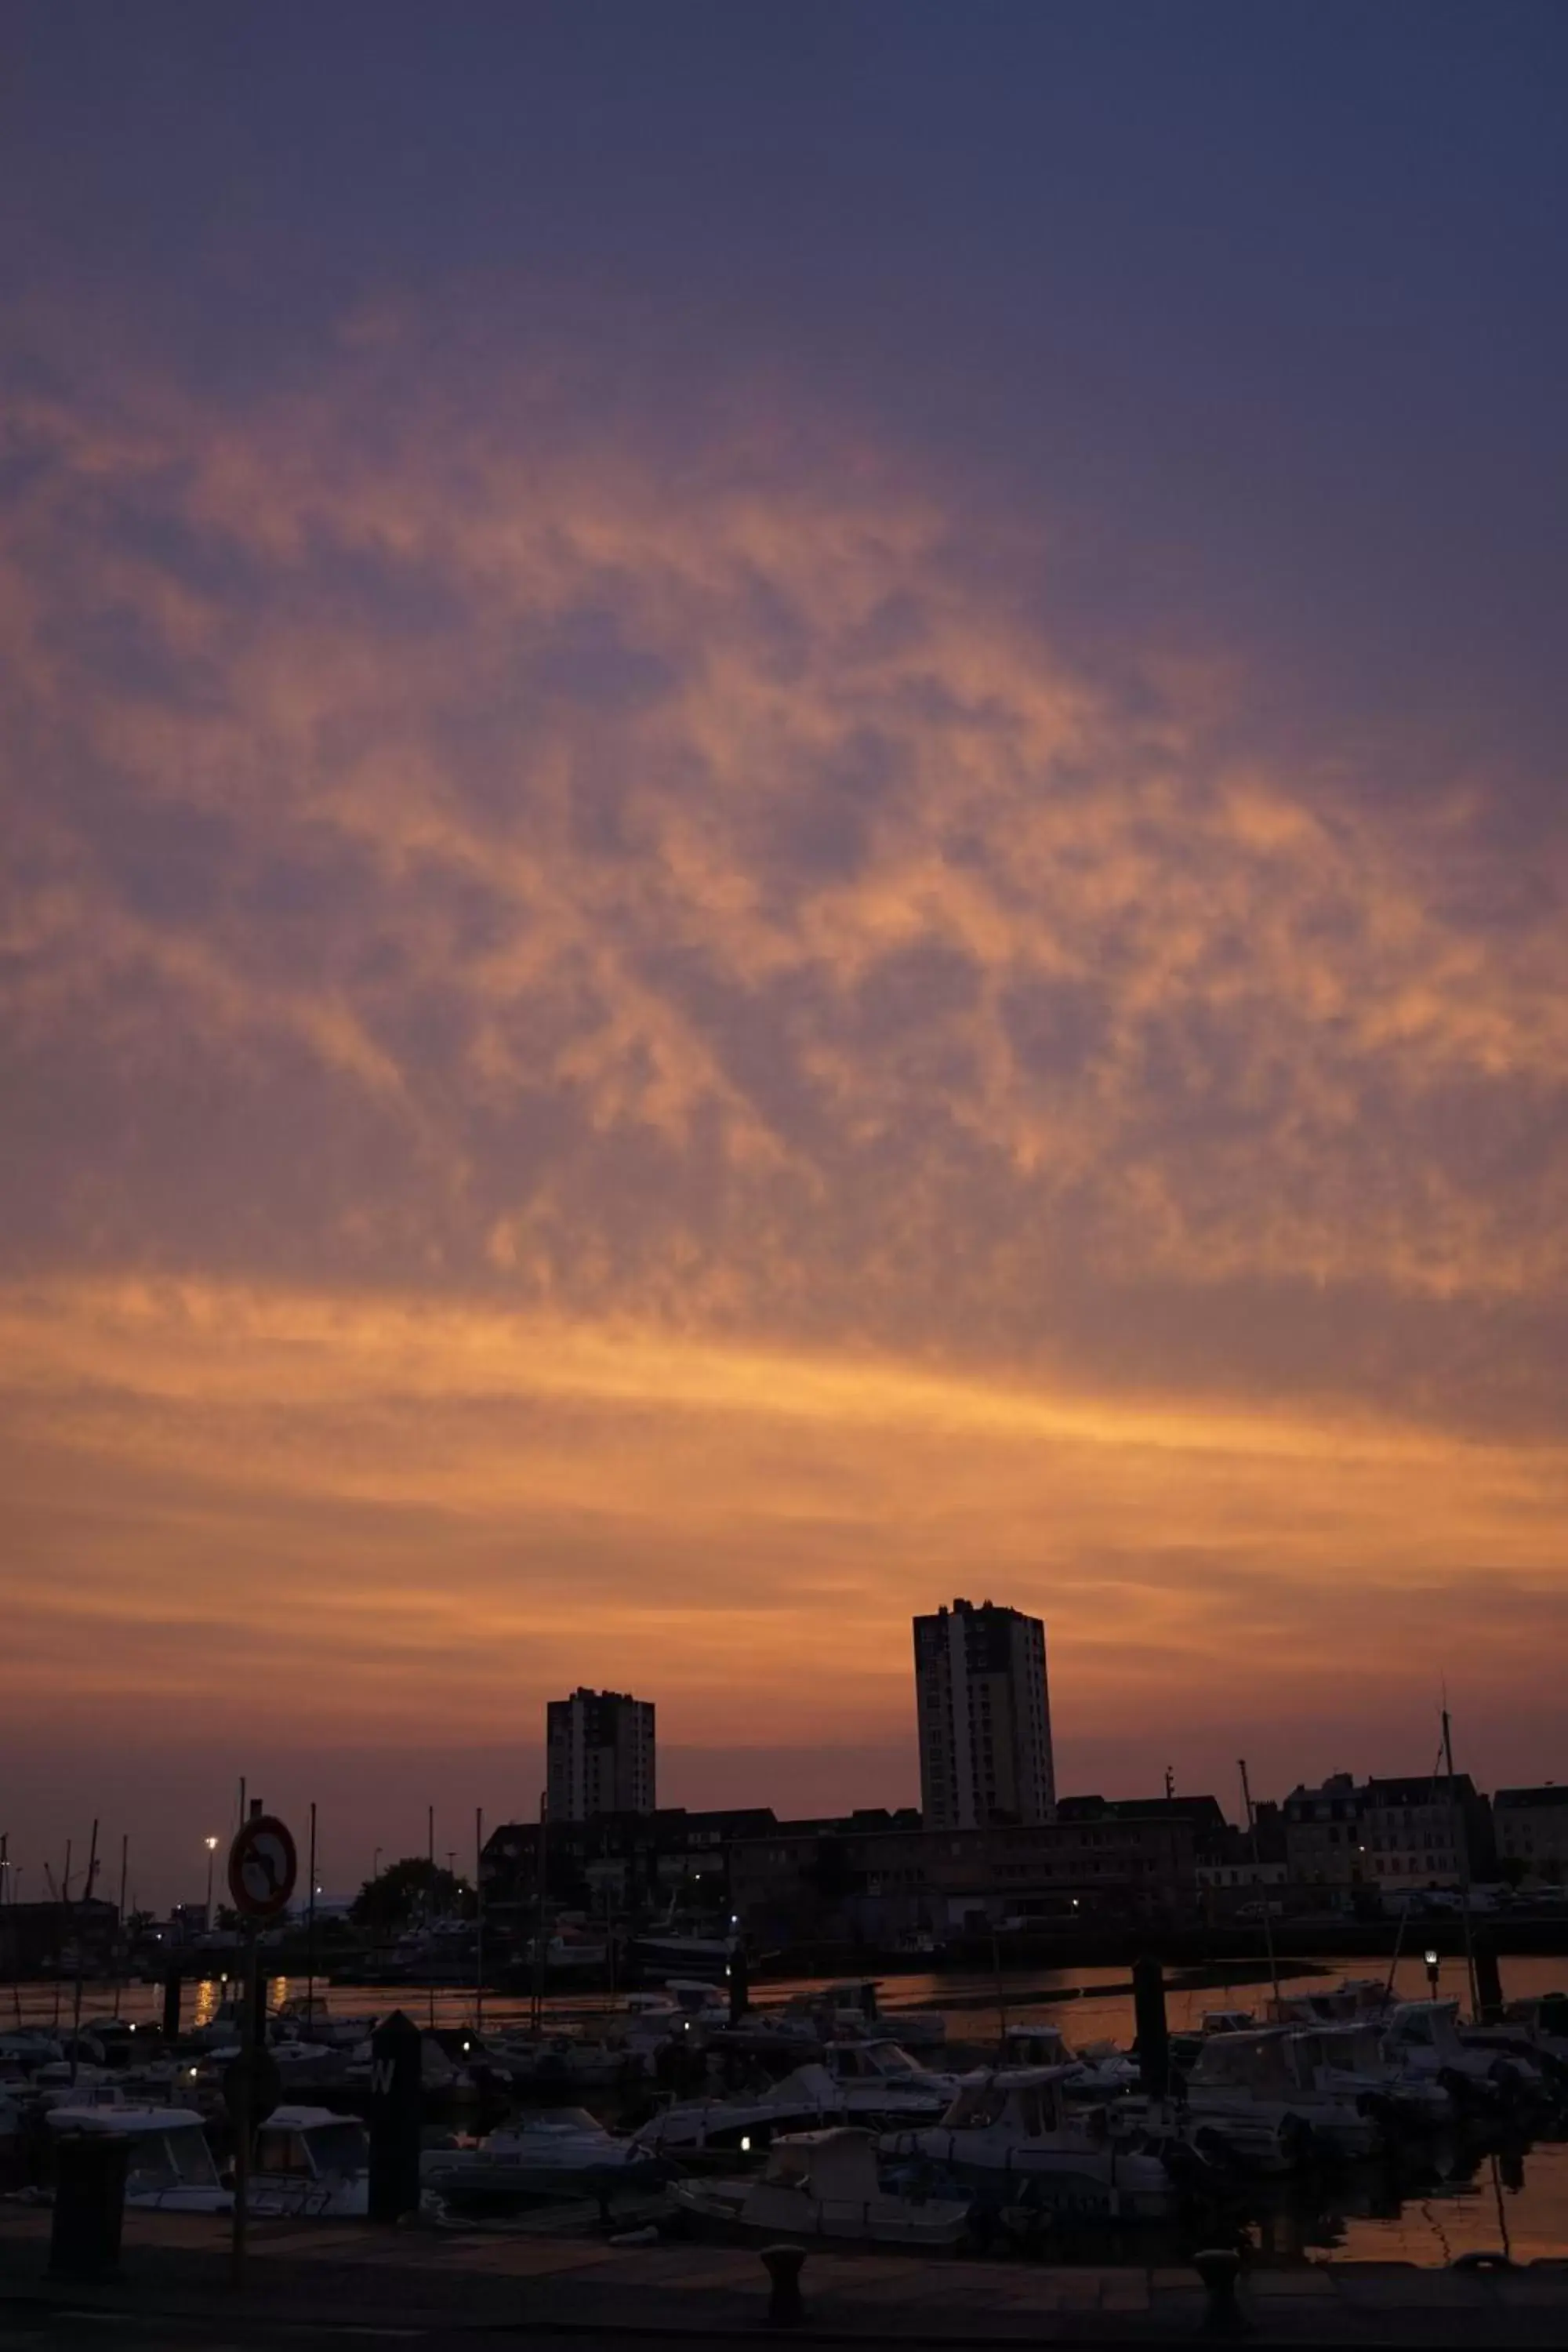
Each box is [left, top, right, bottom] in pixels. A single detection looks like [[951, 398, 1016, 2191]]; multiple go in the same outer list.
[[4, 4, 1567, 1906]]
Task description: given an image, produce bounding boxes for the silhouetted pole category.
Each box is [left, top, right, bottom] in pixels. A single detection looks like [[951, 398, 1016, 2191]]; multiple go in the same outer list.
[[1443, 1708, 1481, 2020], [474, 1806, 485, 2035], [426, 1805, 436, 2031], [1133, 1953, 1170, 2100], [532, 1793, 548, 2034], [306, 1803, 318, 2031], [113, 1836, 129, 2020], [368, 2009, 423, 2222], [69, 1820, 98, 2087], [1239, 1758, 1279, 2003]]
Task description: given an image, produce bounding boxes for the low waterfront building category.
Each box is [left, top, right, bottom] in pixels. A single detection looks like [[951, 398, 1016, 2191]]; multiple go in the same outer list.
[[730, 1811, 1196, 1943], [1284, 1771, 1493, 1893], [480, 1805, 779, 1930], [1361, 1773, 1494, 1889], [1494, 1786, 1568, 1881]]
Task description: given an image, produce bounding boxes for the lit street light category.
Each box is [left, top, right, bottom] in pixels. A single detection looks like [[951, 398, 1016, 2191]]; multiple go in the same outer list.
[[204, 1835, 220, 1929]]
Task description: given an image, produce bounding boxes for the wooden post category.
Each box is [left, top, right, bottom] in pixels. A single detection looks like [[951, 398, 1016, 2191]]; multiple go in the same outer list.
[[305, 1804, 318, 2031], [68, 1819, 98, 2086], [426, 1805, 436, 2031], [112, 1836, 129, 2020], [230, 1926, 256, 2289]]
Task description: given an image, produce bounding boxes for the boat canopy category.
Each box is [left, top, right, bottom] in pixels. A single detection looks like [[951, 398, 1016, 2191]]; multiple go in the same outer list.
[[941, 2067, 1073, 2133], [764, 2127, 880, 2197]]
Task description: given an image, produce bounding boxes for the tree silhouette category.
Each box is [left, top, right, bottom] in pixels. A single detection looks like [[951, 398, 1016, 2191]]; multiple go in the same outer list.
[[350, 1857, 473, 1930]]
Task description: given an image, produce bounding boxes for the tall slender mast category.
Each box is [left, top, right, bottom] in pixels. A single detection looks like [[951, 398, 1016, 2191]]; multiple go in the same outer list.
[[474, 1806, 485, 2035], [113, 1835, 129, 2020], [1442, 1706, 1480, 2018], [306, 1802, 318, 2028], [1239, 1759, 1279, 2004]]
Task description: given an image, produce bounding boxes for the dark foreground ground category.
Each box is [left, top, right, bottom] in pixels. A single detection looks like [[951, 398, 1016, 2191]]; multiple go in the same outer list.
[[7, 2202, 1568, 2351]]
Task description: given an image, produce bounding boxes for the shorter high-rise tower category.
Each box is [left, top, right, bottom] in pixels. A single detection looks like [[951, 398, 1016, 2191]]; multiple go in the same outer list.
[[913, 1598, 1054, 1830], [546, 1687, 656, 1820]]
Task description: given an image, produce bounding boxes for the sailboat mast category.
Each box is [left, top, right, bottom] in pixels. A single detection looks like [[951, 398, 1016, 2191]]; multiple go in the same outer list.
[[1442, 1706, 1480, 2018]]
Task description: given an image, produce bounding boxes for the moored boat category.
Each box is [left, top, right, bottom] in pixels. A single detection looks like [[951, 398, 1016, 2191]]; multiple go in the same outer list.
[[669, 2125, 971, 2248], [882, 2067, 1177, 2220]]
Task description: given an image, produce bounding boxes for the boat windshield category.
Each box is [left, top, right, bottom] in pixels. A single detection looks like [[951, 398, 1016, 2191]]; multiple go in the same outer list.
[[302, 2123, 368, 2176], [1192, 2035, 1293, 2092], [1321, 2028, 1383, 2072], [126, 2126, 219, 2194], [866, 2042, 920, 2074], [946, 2083, 1007, 2129], [946, 2080, 1054, 2134]]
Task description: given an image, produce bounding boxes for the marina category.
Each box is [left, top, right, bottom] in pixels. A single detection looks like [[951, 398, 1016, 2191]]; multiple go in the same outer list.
[[6, 1951, 1568, 2270]]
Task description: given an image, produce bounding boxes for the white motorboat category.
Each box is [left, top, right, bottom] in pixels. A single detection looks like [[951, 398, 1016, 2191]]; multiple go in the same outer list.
[[883, 2067, 1176, 2220], [1382, 2001, 1541, 2106], [422, 2108, 664, 2200], [31, 2063, 126, 2112], [670, 2126, 971, 2249], [620, 1980, 728, 2053], [491, 2031, 636, 2091], [816, 1980, 947, 2051], [274, 2007, 380, 2050], [817, 2039, 960, 2121], [632, 2061, 844, 2155], [1000, 2024, 1138, 2100], [248, 2106, 371, 2217], [1287, 2024, 1451, 2130], [0, 2032, 63, 2071], [523, 1933, 610, 1973], [45, 2105, 230, 2212], [1174, 2027, 1379, 2165]]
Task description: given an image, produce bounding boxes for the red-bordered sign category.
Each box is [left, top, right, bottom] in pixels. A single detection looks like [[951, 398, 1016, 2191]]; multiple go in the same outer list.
[[227, 1814, 298, 1921]]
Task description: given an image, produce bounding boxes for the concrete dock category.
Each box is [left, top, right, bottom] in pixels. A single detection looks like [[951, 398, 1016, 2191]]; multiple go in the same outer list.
[[5, 2204, 1568, 2344]]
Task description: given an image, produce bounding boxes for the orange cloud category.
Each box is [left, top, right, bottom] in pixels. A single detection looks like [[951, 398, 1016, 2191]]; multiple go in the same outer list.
[[2, 330, 1567, 1836]]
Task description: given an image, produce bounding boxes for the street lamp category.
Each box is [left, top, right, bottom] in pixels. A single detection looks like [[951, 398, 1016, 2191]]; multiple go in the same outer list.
[[204, 1836, 220, 1929], [1425, 1947, 1440, 1997]]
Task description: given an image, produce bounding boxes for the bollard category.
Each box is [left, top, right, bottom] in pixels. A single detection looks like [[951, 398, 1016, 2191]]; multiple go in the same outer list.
[[368, 2009, 424, 2223], [1133, 1954, 1170, 2100], [760, 2241, 807, 2326], [1193, 2247, 1245, 2335], [49, 2132, 129, 2285]]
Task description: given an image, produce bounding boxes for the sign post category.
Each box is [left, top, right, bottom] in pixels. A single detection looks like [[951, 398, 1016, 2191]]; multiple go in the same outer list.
[[225, 1807, 297, 2289]]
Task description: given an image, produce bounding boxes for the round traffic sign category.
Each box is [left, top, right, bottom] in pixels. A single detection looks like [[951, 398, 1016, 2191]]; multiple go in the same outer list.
[[227, 1814, 298, 1920]]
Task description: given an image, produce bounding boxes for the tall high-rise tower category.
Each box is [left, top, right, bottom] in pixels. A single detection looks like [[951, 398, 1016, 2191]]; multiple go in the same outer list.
[[546, 1687, 656, 1821], [913, 1598, 1054, 1830]]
